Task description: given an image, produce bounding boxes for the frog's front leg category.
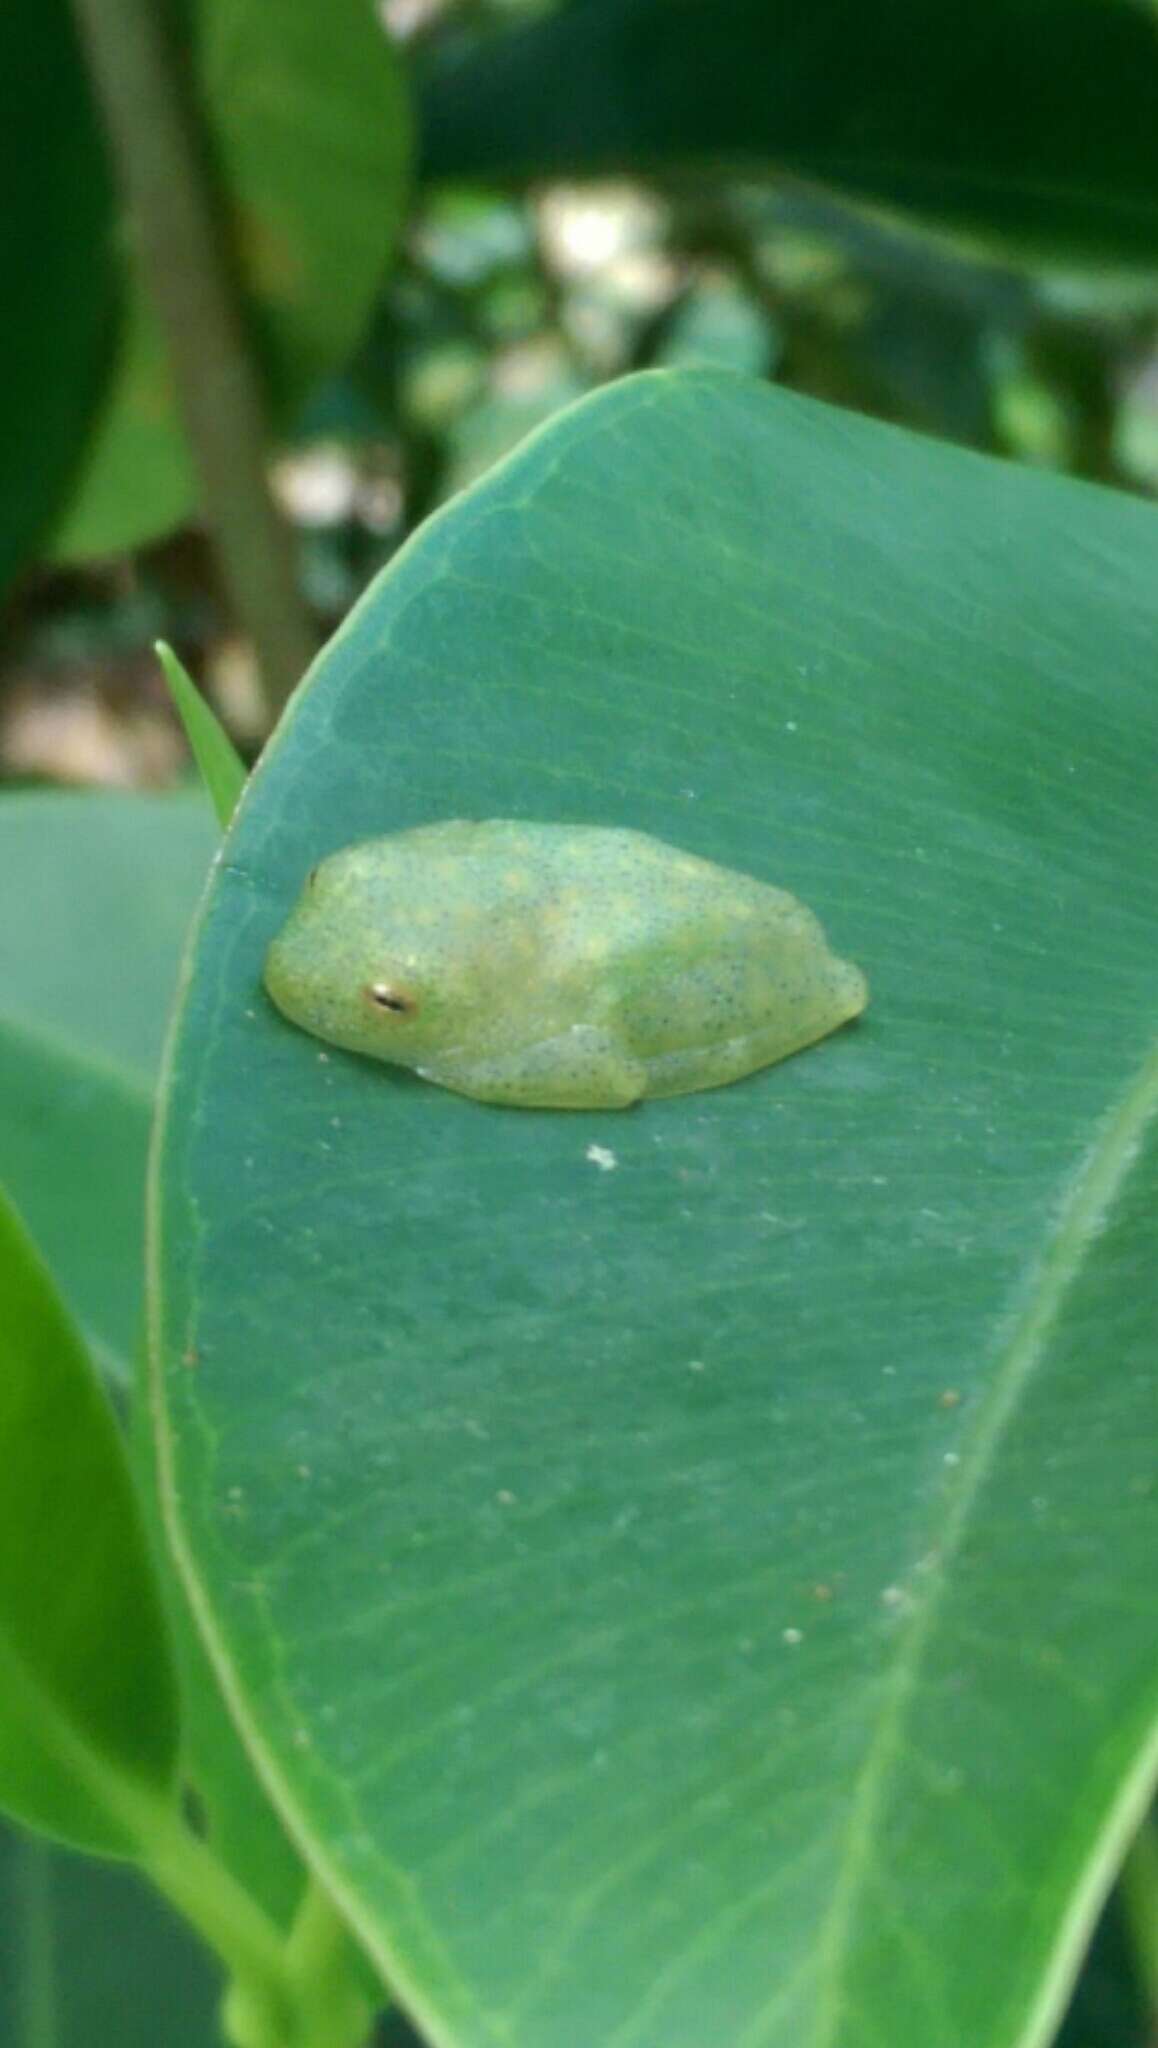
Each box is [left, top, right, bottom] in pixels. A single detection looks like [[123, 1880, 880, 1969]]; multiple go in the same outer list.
[[418, 1025, 647, 1109]]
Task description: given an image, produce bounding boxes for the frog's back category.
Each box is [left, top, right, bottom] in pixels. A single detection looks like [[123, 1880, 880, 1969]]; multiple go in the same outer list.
[[526, 822, 790, 924], [516, 824, 864, 1087]]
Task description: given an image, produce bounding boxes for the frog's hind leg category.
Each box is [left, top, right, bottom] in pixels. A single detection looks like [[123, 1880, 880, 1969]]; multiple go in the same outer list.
[[420, 1025, 647, 1110], [644, 1005, 861, 1101]]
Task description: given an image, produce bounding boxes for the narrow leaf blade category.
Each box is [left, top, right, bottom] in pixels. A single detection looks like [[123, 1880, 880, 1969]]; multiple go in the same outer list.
[[157, 645, 247, 829]]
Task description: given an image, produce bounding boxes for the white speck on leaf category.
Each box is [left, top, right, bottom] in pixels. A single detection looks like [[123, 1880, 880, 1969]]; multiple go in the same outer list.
[[782, 1627, 803, 1646], [586, 1144, 618, 1172]]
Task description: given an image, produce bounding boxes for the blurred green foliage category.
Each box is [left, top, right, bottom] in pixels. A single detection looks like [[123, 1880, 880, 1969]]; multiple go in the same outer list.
[[4, 0, 1157, 758]]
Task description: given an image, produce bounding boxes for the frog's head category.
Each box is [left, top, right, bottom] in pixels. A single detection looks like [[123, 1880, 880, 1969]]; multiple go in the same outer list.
[[263, 841, 476, 1068]]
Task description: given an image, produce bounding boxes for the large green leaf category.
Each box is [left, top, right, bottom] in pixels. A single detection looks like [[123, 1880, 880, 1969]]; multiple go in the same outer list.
[[0, 0, 116, 592], [56, 0, 411, 560], [0, 792, 216, 1379], [419, 0, 1158, 268], [0, 1185, 178, 1857], [152, 372, 1158, 2048]]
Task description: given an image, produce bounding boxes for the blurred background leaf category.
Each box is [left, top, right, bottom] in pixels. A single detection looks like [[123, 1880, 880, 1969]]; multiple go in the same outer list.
[[0, 1829, 220, 2048], [0, 791, 215, 1381], [0, 0, 117, 600], [0, 1184, 178, 1857], [419, 0, 1158, 267], [0, 785, 311, 1928]]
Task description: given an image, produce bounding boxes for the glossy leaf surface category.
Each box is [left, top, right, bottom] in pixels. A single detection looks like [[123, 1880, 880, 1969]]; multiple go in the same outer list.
[[153, 373, 1158, 2048]]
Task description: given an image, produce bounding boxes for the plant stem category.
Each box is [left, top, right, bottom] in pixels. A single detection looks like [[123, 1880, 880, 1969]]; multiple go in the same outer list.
[[69, 0, 317, 716], [147, 1826, 376, 2048], [1121, 1812, 1158, 2032], [142, 1816, 296, 2046], [286, 1877, 378, 2048]]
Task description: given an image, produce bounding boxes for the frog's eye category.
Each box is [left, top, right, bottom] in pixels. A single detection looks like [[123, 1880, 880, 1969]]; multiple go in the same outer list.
[[306, 864, 320, 888], [365, 982, 415, 1015]]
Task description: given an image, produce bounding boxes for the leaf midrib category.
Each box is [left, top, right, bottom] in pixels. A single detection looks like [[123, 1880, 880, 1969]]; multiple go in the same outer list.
[[810, 1034, 1158, 2048]]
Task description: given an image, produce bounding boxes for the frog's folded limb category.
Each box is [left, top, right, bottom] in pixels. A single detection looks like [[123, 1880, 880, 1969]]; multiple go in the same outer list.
[[644, 987, 866, 1100], [419, 1026, 647, 1110]]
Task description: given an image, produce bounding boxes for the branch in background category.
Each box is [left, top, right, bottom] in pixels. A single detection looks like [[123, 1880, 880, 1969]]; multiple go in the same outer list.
[[69, 0, 318, 717]]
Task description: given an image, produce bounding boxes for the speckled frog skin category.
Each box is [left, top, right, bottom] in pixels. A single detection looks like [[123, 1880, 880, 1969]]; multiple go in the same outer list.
[[263, 820, 868, 1109]]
